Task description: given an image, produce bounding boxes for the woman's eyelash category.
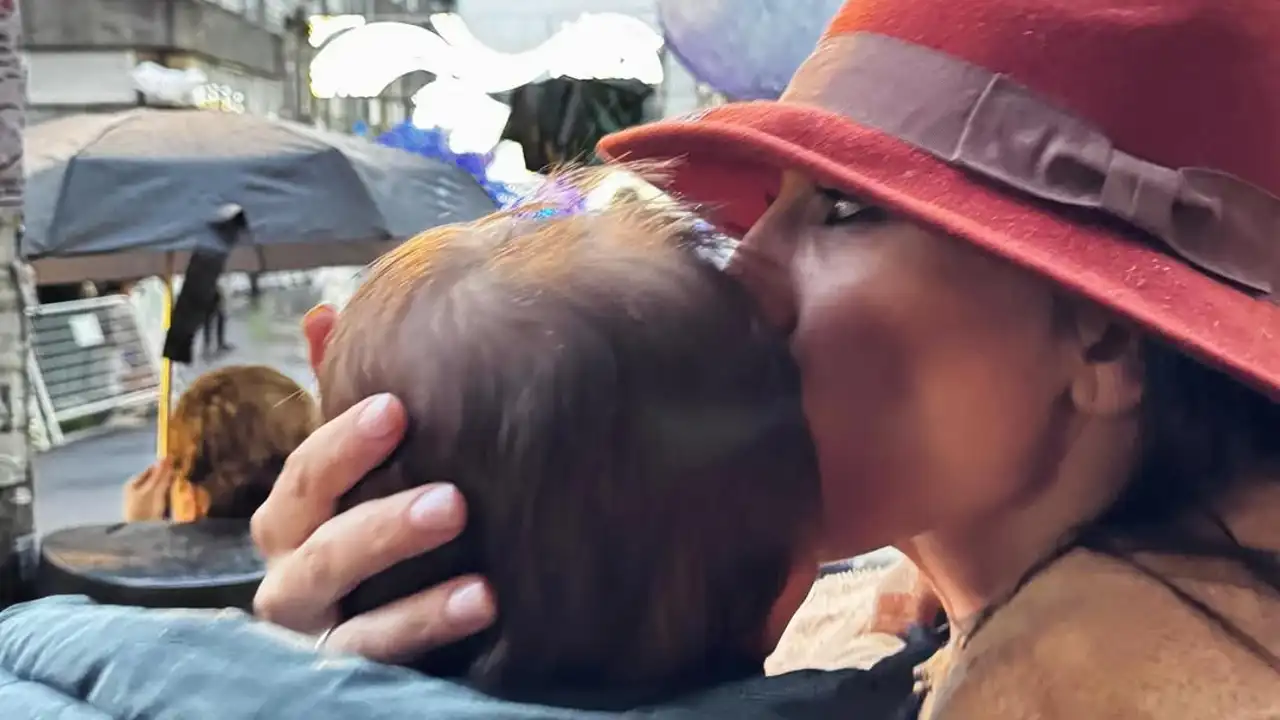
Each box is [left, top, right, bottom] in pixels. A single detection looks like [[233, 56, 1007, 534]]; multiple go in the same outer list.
[[823, 193, 888, 226]]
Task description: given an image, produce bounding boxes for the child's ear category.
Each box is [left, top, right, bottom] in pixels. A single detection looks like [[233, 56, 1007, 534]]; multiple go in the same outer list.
[[303, 304, 339, 376]]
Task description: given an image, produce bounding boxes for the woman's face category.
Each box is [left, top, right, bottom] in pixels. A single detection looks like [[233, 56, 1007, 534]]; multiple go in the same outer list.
[[733, 172, 1079, 556]]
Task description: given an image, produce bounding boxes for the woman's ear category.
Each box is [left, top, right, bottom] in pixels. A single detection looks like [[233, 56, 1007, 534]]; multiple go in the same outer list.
[[1065, 303, 1144, 417]]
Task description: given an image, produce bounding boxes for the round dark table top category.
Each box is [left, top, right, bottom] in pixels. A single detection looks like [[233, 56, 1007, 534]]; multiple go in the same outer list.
[[40, 519, 264, 589]]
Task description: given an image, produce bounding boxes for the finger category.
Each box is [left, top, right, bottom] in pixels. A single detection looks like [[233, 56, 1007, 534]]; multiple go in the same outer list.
[[152, 459, 175, 485], [129, 464, 161, 488], [250, 393, 407, 558], [302, 304, 338, 376], [325, 576, 497, 663], [253, 483, 467, 631]]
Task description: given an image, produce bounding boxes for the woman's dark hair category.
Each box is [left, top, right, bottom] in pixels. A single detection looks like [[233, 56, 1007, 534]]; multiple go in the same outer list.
[[320, 192, 819, 704], [970, 333, 1280, 670], [169, 364, 319, 519], [1082, 340, 1280, 668]]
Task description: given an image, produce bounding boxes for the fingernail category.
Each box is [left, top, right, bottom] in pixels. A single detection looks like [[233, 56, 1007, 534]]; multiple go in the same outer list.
[[409, 484, 459, 526], [445, 581, 494, 625], [357, 394, 398, 437]]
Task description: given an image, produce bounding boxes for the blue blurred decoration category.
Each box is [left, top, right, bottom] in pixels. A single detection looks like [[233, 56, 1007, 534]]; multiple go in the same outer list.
[[374, 121, 520, 207], [351, 120, 370, 138], [508, 175, 588, 220], [658, 0, 842, 100]]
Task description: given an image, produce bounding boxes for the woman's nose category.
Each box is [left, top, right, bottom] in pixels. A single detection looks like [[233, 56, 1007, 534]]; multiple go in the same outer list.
[[728, 226, 798, 332]]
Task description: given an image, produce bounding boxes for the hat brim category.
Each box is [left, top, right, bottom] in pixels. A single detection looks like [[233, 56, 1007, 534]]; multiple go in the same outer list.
[[598, 102, 1280, 397]]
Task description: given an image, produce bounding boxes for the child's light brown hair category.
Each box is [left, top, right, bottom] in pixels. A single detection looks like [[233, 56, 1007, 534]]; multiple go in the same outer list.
[[321, 182, 819, 705], [168, 365, 319, 520]]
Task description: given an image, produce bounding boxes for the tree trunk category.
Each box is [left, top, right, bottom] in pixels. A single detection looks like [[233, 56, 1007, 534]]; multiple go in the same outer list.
[[0, 0, 32, 607]]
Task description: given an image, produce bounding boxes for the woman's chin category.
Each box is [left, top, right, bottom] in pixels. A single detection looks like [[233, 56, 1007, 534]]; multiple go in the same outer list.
[[817, 515, 909, 562]]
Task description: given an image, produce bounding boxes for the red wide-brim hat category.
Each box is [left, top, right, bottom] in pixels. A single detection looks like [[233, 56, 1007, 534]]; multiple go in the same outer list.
[[600, 0, 1280, 397]]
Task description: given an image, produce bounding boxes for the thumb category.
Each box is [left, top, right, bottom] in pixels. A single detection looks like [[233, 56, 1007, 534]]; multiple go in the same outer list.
[[130, 465, 156, 487], [135, 459, 172, 487]]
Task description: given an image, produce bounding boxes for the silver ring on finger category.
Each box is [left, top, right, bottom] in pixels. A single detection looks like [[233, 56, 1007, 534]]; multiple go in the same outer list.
[[314, 624, 338, 652]]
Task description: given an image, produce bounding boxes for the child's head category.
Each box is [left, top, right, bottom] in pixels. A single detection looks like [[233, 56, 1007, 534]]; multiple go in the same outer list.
[[168, 365, 319, 522], [320, 190, 820, 703]]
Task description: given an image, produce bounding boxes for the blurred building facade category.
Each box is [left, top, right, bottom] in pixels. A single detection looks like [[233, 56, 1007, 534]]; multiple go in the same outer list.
[[23, 0, 708, 131], [455, 0, 700, 118], [25, 0, 289, 123], [22, 0, 453, 125], [298, 0, 703, 135]]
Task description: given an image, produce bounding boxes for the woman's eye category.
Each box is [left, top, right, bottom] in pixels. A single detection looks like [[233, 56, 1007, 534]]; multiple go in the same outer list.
[[822, 194, 889, 226]]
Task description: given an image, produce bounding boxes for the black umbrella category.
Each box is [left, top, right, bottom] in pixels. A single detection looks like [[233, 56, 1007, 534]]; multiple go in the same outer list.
[[24, 108, 499, 283]]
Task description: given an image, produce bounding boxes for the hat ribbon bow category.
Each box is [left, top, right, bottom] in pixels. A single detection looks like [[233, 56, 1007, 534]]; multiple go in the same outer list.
[[788, 32, 1280, 300]]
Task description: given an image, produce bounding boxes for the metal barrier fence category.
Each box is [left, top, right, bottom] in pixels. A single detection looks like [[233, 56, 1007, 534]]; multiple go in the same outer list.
[[26, 296, 160, 446], [23, 271, 350, 447]]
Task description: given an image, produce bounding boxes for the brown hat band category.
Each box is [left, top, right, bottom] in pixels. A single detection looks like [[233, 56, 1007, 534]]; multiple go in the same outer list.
[[782, 32, 1280, 300]]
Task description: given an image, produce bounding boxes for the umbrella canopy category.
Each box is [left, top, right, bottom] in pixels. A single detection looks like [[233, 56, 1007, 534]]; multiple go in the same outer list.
[[658, 0, 841, 101], [24, 109, 499, 283]]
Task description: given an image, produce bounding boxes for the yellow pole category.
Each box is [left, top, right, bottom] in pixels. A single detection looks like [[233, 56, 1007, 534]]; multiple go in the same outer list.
[[157, 252, 175, 458]]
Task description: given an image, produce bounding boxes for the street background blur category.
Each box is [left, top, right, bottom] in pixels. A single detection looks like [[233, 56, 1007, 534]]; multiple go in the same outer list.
[[34, 278, 328, 531], [22, 0, 726, 533]]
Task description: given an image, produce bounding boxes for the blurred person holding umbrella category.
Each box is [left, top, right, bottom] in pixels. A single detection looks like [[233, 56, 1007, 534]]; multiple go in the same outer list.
[[122, 364, 319, 523]]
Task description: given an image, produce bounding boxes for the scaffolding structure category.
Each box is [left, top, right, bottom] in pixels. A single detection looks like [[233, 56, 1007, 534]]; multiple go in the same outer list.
[[0, 0, 31, 606]]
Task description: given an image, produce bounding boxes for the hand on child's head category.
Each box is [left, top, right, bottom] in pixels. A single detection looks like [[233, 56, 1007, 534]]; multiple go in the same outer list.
[[251, 387, 497, 660]]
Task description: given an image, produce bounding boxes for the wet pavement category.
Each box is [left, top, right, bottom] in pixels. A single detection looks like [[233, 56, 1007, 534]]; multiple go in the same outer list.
[[34, 285, 324, 534]]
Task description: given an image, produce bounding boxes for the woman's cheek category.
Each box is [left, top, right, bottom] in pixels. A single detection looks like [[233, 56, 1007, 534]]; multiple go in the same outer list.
[[791, 249, 928, 550], [802, 377, 908, 554], [797, 336, 936, 551]]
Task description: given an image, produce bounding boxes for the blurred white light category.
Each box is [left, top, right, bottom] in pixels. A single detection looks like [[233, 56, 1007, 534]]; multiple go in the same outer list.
[[410, 79, 511, 156], [307, 14, 367, 48], [309, 13, 664, 100], [310, 22, 467, 99], [542, 13, 665, 84], [486, 141, 541, 190]]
